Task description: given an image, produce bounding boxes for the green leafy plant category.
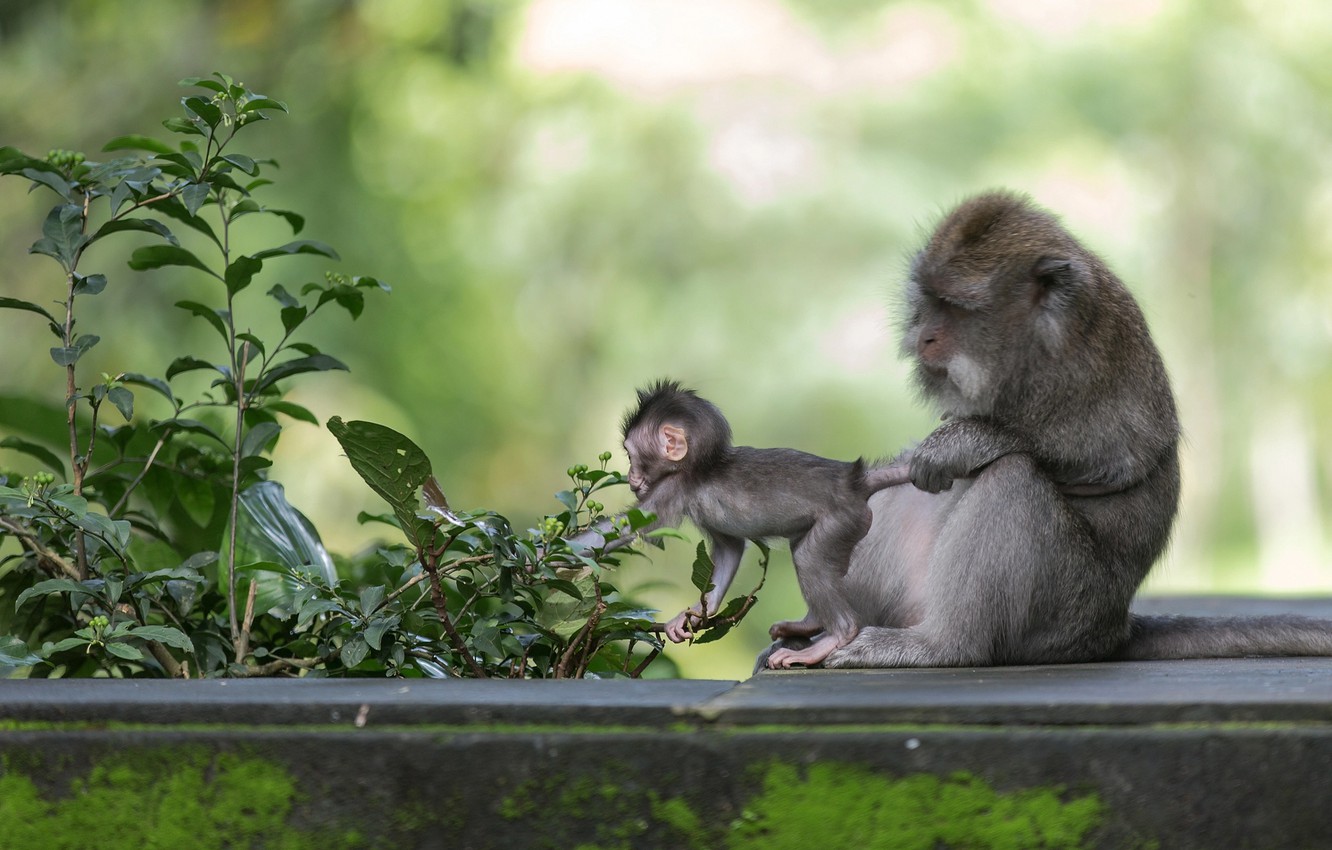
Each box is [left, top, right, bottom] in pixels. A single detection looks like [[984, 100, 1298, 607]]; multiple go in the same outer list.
[[0, 72, 769, 679], [0, 74, 385, 676]]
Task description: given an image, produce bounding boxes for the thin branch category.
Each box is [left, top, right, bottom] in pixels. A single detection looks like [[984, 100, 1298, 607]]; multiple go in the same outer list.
[[0, 517, 81, 580], [422, 548, 487, 678], [108, 432, 169, 516]]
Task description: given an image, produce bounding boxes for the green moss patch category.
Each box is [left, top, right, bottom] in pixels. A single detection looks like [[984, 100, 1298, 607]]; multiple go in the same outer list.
[[0, 749, 362, 850], [731, 763, 1103, 850]]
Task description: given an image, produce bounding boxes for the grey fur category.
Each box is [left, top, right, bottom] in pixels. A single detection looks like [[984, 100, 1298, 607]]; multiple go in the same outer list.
[[620, 381, 909, 663], [793, 190, 1332, 670]]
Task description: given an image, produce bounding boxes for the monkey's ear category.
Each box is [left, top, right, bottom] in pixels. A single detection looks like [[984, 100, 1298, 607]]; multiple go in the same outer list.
[[660, 424, 688, 462], [1032, 256, 1088, 290]]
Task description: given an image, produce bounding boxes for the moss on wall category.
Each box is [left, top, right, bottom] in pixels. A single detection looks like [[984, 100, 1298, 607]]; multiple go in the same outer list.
[[0, 749, 363, 850]]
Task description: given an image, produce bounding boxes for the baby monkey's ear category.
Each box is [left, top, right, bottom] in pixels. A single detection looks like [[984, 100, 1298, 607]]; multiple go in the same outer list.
[[660, 423, 688, 462]]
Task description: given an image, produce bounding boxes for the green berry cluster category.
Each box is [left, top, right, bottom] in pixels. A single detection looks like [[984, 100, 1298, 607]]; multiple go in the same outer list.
[[46, 148, 85, 170]]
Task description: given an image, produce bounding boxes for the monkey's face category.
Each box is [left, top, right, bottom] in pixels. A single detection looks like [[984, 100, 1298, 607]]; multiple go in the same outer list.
[[623, 431, 659, 498], [902, 275, 1002, 416]]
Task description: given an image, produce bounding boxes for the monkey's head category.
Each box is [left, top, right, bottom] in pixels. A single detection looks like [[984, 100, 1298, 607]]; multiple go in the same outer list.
[[902, 190, 1105, 417], [620, 380, 732, 497]]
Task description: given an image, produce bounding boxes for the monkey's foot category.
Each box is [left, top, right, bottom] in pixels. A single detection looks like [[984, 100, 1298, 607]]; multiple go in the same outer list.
[[767, 635, 841, 669], [768, 617, 822, 641]]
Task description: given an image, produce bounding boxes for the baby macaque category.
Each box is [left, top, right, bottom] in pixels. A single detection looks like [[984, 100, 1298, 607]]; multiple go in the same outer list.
[[619, 381, 908, 669]]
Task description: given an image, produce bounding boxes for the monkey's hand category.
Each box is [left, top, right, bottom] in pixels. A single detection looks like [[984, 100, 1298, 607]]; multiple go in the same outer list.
[[907, 434, 962, 493], [664, 607, 704, 643]]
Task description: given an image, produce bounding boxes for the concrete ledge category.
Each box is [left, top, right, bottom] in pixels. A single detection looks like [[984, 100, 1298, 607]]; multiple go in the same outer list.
[[3, 597, 1332, 848]]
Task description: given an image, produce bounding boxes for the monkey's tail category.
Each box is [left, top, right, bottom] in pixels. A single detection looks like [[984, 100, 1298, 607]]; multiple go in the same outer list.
[[1117, 614, 1332, 660], [860, 460, 911, 495]]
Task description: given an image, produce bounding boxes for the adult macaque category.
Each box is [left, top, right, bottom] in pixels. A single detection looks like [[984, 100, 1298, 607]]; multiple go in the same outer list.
[[618, 381, 908, 668], [758, 190, 1332, 670]]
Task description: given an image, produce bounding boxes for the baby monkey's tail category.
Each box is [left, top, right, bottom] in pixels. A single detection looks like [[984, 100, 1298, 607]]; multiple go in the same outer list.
[[858, 460, 911, 496]]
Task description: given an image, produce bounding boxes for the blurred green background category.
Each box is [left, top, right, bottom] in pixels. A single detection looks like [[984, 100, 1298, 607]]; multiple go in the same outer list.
[[2, 0, 1329, 679]]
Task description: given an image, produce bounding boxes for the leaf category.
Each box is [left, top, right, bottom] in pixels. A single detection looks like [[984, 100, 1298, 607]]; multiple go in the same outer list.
[[327, 417, 434, 542], [358, 585, 386, 615], [121, 372, 175, 405], [72, 273, 107, 296], [0, 635, 42, 668], [690, 542, 715, 595], [129, 625, 195, 652], [241, 97, 289, 113], [179, 76, 229, 94], [240, 421, 281, 458], [41, 637, 91, 656], [180, 181, 211, 217], [0, 437, 65, 476], [49, 334, 99, 367], [152, 417, 229, 448], [0, 145, 47, 174], [546, 579, 584, 601], [152, 196, 219, 245], [220, 154, 258, 175], [20, 168, 73, 201], [183, 96, 222, 129], [92, 217, 179, 247], [224, 255, 263, 295], [364, 616, 399, 651], [107, 386, 134, 421], [267, 283, 298, 308], [252, 355, 348, 394], [280, 305, 308, 334], [164, 356, 223, 380], [15, 578, 95, 610], [104, 642, 145, 661], [162, 117, 206, 137], [129, 245, 218, 278], [251, 240, 340, 262], [341, 635, 369, 668], [30, 204, 86, 268], [102, 134, 175, 155], [263, 400, 318, 425], [174, 301, 228, 339], [0, 297, 58, 324]]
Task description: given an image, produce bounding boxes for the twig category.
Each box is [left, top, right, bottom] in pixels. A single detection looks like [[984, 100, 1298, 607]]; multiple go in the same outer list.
[[422, 548, 488, 678], [145, 639, 184, 678], [0, 517, 81, 580]]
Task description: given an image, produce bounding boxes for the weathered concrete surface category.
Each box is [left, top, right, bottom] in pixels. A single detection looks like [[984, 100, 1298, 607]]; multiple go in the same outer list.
[[2, 596, 1332, 849]]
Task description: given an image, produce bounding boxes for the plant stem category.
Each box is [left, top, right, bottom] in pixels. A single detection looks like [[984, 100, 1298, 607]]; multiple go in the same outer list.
[[422, 546, 487, 678]]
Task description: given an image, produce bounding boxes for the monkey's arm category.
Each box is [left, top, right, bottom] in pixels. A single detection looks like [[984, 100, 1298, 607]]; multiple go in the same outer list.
[[664, 534, 745, 643], [908, 417, 1026, 493]]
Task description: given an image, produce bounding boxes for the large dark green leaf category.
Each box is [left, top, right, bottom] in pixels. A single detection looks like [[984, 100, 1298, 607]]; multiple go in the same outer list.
[[164, 356, 223, 381], [174, 301, 228, 339], [252, 240, 339, 261], [0, 297, 58, 324], [0, 437, 65, 476], [0, 635, 41, 668], [129, 625, 194, 652], [50, 334, 99, 366], [102, 135, 175, 155], [129, 245, 219, 278], [327, 417, 434, 543], [72, 273, 106, 296], [224, 255, 263, 295], [183, 96, 222, 128], [180, 182, 210, 216], [251, 354, 348, 394], [689, 541, 715, 595], [30, 204, 87, 268], [92, 217, 179, 247]]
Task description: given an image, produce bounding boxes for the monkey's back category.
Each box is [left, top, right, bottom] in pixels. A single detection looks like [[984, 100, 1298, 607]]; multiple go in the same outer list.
[[683, 446, 867, 541]]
